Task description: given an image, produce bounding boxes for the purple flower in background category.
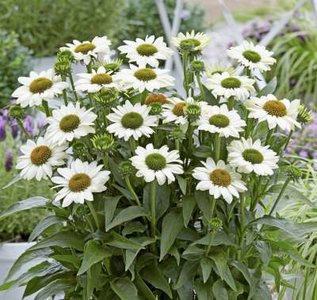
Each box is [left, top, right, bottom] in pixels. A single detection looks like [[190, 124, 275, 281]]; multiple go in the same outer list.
[[5, 150, 13, 172], [299, 149, 308, 158], [23, 115, 33, 136], [0, 116, 6, 141], [10, 119, 19, 139]]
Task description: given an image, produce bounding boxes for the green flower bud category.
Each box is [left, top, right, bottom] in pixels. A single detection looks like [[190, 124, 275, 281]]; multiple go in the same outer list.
[[9, 105, 24, 119], [93, 88, 119, 106], [118, 161, 135, 177], [287, 165, 302, 182], [186, 103, 201, 122], [91, 134, 115, 151], [208, 217, 223, 232], [149, 103, 162, 115], [169, 127, 186, 141], [191, 60, 205, 73], [297, 105, 313, 125]]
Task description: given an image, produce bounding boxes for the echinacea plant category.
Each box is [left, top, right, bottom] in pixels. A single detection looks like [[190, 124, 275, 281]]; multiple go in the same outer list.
[[0, 32, 316, 300]]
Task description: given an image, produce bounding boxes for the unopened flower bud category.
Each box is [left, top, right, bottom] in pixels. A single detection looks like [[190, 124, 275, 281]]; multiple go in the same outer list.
[[297, 105, 313, 125], [287, 165, 302, 182], [208, 217, 222, 232], [185, 103, 201, 122], [191, 60, 205, 73], [169, 127, 186, 141], [9, 105, 24, 119], [93, 88, 119, 106], [118, 161, 135, 177], [91, 134, 115, 151], [149, 103, 162, 115]]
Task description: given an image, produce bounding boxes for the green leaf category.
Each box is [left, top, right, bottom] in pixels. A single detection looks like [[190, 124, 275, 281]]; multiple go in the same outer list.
[[250, 216, 317, 240], [140, 261, 172, 298], [182, 195, 196, 227], [106, 206, 147, 231], [134, 274, 156, 300], [257, 77, 277, 96], [160, 209, 184, 261], [34, 278, 75, 300], [110, 277, 139, 300], [104, 195, 122, 228], [195, 279, 212, 300], [230, 260, 255, 297], [51, 255, 81, 270], [210, 253, 237, 291], [200, 257, 213, 283], [212, 280, 228, 300], [177, 175, 187, 195], [195, 191, 213, 221], [29, 231, 84, 251], [5, 248, 52, 281], [29, 215, 65, 241], [193, 231, 235, 247], [106, 231, 144, 250], [175, 260, 198, 289], [78, 240, 111, 275], [0, 196, 48, 220]]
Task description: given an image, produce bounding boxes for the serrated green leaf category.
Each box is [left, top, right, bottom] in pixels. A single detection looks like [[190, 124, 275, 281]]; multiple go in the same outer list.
[[182, 195, 196, 227], [106, 206, 147, 231], [110, 277, 139, 300], [29, 215, 65, 241], [0, 196, 48, 220], [78, 240, 111, 275], [160, 209, 184, 261], [29, 231, 84, 251]]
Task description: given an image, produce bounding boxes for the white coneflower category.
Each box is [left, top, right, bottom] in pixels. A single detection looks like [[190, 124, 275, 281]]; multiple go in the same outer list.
[[114, 65, 174, 93], [61, 36, 111, 65], [172, 31, 210, 51], [106, 101, 157, 141], [245, 94, 301, 131], [52, 159, 110, 207], [193, 158, 247, 204], [12, 69, 68, 108], [197, 104, 246, 138], [118, 35, 173, 67], [16, 137, 68, 181], [205, 72, 255, 101], [227, 40, 276, 72], [75, 66, 117, 93], [130, 144, 183, 185], [227, 137, 279, 176], [46, 102, 97, 145]]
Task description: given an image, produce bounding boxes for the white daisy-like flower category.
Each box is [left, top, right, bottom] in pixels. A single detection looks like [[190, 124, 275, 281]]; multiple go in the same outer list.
[[114, 65, 174, 93], [16, 137, 68, 181], [162, 97, 210, 125], [227, 138, 279, 176], [205, 72, 255, 101], [107, 100, 157, 141], [198, 104, 246, 138], [227, 41, 276, 72], [245, 94, 301, 131], [12, 69, 68, 108], [130, 144, 183, 185], [46, 102, 97, 145], [193, 158, 247, 204], [52, 159, 110, 207], [75, 66, 117, 93], [118, 35, 173, 68], [172, 30, 210, 51], [61, 36, 111, 65]]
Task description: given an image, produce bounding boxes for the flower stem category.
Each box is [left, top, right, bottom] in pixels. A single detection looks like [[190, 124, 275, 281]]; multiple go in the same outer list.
[[68, 72, 79, 101], [206, 196, 216, 255], [61, 75, 68, 105], [42, 100, 51, 117], [149, 180, 157, 239], [182, 51, 189, 96], [214, 134, 221, 162], [125, 176, 141, 206], [283, 130, 293, 151], [268, 178, 291, 216], [17, 119, 31, 139], [196, 72, 205, 100], [86, 201, 100, 230]]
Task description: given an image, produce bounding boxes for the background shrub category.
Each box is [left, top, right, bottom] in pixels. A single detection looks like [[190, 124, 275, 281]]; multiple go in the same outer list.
[[0, 31, 32, 109]]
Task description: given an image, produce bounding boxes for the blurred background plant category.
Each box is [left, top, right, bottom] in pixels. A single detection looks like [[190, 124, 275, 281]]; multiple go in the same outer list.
[[118, 0, 206, 45], [0, 134, 52, 242], [278, 162, 317, 299], [0, 31, 32, 109]]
